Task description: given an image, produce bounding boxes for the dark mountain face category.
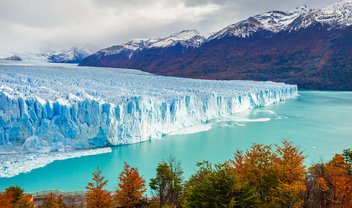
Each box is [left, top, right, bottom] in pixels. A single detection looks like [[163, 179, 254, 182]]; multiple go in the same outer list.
[[79, 1, 352, 90], [80, 42, 197, 69], [80, 25, 352, 90], [157, 25, 352, 90]]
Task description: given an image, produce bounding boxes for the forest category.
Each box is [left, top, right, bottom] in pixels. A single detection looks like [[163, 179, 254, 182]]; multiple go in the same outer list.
[[1, 141, 351, 208]]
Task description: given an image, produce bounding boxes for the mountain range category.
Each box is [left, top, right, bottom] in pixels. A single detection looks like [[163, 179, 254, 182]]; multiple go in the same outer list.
[[80, 0, 352, 90], [40, 47, 90, 63]]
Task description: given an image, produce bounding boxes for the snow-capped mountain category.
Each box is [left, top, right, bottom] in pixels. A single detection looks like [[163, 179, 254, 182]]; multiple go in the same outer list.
[[151, 30, 205, 48], [315, 0, 352, 26], [289, 0, 352, 30], [80, 29, 205, 67], [94, 30, 204, 59], [210, 0, 352, 39], [42, 47, 91, 63], [209, 5, 310, 39], [99, 39, 155, 57], [208, 0, 352, 40], [80, 0, 352, 90]]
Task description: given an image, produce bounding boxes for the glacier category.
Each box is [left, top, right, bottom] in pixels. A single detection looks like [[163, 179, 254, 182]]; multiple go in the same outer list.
[[0, 64, 297, 154]]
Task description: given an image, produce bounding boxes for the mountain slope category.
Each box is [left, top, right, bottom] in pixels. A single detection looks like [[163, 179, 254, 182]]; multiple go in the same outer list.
[[80, 0, 352, 90], [164, 26, 352, 90]]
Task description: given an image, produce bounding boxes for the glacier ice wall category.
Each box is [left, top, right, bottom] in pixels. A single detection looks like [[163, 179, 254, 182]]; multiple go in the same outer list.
[[0, 64, 298, 153]]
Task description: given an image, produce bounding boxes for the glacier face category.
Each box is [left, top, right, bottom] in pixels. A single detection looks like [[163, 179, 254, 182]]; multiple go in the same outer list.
[[0, 64, 298, 153]]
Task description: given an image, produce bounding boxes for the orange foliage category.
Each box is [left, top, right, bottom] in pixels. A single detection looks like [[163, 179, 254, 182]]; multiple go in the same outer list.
[[15, 194, 34, 208], [0, 192, 12, 208], [0, 186, 33, 208], [85, 168, 112, 208], [326, 154, 352, 206], [114, 162, 146, 207], [306, 154, 352, 208], [231, 141, 306, 208]]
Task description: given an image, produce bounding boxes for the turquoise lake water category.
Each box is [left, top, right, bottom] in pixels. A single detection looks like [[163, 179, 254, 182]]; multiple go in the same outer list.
[[0, 91, 351, 193]]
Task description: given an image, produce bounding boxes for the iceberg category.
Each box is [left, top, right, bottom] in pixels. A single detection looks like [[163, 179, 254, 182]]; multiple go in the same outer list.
[[0, 64, 298, 153]]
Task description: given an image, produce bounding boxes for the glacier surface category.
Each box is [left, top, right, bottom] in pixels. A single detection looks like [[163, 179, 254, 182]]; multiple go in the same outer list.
[[0, 64, 298, 154]]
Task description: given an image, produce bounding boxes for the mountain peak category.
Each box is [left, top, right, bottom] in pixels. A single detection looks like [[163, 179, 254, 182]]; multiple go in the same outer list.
[[209, 5, 311, 40], [289, 0, 352, 30], [316, 0, 352, 26], [151, 29, 204, 48], [168, 29, 201, 39], [95, 29, 205, 59]]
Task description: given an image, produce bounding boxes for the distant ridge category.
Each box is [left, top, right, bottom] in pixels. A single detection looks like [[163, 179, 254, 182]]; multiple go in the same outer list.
[[80, 0, 352, 90]]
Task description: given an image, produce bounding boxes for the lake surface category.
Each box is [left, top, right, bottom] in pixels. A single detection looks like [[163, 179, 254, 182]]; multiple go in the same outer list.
[[0, 91, 351, 193]]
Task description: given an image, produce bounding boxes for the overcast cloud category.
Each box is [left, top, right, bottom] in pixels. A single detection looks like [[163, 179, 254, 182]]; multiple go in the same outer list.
[[0, 0, 338, 53]]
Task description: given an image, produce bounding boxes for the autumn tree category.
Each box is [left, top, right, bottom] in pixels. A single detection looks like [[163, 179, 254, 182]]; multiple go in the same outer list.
[[150, 157, 184, 207], [0, 192, 12, 208], [85, 168, 112, 208], [184, 161, 258, 208], [304, 153, 352, 208], [274, 141, 306, 207], [0, 186, 34, 208], [231, 141, 306, 208], [114, 162, 146, 207]]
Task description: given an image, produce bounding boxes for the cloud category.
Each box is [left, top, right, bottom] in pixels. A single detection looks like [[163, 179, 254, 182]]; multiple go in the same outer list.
[[0, 0, 338, 53]]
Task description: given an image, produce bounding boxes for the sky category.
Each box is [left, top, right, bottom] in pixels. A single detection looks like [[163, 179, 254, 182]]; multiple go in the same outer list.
[[0, 0, 338, 53]]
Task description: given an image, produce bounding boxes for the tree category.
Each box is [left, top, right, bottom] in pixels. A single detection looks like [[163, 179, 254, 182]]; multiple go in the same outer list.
[[85, 168, 112, 208], [231, 141, 306, 208], [343, 149, 352, 174], [305, 154, 352, 208], [274, 141, 306, 207], [184, 161, 258, 208], [114, 162, 146, 207], [150, 162, 171, 207], [167, 157, 184, 206], [14, 194, 34, 208], [150, 157, 184, 207], [0, 186, 34, 208]]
